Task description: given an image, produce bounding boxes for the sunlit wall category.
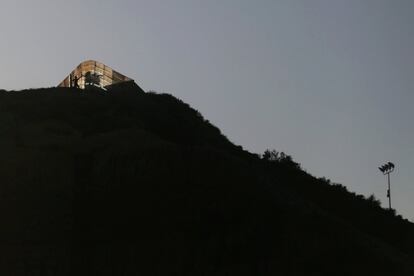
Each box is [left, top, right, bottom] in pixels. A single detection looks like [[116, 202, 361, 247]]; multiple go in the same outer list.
[[58, 60, 133, 89]]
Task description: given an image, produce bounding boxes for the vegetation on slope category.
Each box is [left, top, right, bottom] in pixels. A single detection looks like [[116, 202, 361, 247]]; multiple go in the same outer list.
[[0, 85, 412, 275]]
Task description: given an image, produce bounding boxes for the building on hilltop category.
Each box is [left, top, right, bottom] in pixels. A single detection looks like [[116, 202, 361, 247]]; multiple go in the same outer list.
[[58, 60, 134, 90]]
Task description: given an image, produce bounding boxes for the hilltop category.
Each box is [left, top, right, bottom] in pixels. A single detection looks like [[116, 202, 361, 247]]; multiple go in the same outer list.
[[0, 84, 412, 275]]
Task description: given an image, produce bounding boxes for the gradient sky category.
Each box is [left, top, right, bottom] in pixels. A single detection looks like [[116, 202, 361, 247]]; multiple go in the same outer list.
[[0, 0, 413, 220]]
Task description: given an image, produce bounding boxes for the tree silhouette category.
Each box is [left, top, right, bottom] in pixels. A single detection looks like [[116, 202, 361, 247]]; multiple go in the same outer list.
[[84, 72, 102, 87]]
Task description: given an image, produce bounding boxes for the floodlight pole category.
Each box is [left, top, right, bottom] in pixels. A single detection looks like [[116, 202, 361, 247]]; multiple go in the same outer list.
[[379, 162, 395, 210], [387, 171, 391, 210]]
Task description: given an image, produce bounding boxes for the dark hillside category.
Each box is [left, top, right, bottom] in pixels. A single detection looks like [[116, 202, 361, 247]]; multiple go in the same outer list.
[[0, 85, 412, 275]]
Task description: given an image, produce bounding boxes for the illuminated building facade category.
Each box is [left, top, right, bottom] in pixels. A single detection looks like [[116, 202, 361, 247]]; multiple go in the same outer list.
[[58, 60, 133, 90]]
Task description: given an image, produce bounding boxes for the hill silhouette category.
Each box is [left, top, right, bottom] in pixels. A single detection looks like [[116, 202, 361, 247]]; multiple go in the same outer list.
[[0, 84, 412, 275]]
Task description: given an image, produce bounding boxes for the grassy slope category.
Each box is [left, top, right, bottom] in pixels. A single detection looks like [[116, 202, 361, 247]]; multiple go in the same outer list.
[[0, 85, 412, 275]]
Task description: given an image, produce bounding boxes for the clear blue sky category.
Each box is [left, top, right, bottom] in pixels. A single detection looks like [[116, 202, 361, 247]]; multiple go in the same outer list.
[[1, 0, 413, 220]]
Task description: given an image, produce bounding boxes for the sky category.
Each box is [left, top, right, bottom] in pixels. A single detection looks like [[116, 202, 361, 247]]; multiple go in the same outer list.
[[0, 0, 413, 220]]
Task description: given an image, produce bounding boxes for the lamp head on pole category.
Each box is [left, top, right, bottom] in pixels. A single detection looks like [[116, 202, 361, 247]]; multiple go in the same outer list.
[[378, 162, 395, 175]]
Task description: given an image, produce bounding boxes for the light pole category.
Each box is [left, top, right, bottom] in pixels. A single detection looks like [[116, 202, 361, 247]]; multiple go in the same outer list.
[[378, 162, 395, 210]]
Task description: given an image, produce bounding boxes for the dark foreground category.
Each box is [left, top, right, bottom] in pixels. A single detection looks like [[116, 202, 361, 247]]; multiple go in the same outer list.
[[0, 85, 413, 275]]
